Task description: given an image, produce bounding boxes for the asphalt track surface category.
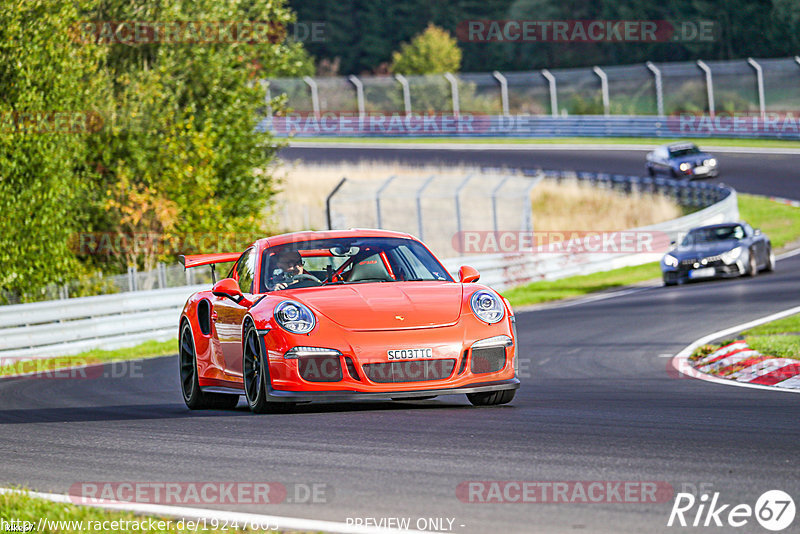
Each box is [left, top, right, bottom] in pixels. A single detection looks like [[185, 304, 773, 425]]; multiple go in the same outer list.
[[2, 146, 800, 533], [279, 144, 800, 200]]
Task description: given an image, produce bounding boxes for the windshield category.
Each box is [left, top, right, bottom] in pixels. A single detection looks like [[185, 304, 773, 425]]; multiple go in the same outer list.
[[669, 145, 701, 158], [260, 237, 453, 291], [681, 225, 744, 246]]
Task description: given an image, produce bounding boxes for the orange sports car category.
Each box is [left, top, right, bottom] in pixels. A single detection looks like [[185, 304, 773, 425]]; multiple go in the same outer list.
[[178, 229, 519, 413]]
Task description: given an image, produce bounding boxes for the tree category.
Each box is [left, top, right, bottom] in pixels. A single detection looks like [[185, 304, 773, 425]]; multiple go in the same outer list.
[[390, 23, 461, 75]]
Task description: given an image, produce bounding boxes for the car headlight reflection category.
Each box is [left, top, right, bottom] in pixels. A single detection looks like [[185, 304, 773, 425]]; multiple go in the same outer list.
[[721, 246, 743, 265], [470, 290, 504, 324], [275, 300, 316, 334], [679, 162, 692, 172], [663, 254, 679, 267]]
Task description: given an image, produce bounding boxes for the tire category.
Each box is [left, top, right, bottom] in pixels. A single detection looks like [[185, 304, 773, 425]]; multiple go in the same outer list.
[[663, 278, 677, 287], [764, 246, 776, 272], [467, 388, 516, 406], [179, 321, 239, 410], [647, 166, 655, 177], [242, 323, 295, 414], [747, 250, 758, 277]]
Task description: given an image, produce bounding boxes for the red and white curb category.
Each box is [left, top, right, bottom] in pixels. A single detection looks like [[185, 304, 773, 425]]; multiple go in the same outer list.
[[671, 305, 800, 394]]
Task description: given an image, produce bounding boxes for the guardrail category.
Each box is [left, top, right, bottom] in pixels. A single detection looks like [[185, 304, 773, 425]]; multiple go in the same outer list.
[[0, 285, 205, 362], [0, 174, 737, 362]]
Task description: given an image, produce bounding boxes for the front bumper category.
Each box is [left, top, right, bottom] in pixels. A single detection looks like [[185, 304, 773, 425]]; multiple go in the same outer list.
[[662, 260, 743, 283]]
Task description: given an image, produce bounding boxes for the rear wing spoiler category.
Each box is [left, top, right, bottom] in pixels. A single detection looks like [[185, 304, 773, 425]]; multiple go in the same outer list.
[[178, 252, 241, 283]]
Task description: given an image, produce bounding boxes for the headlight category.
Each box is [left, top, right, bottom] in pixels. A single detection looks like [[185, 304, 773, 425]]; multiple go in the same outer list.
[[470, 290, 504, 324], [274, 300, 316, 334], [663, 254, 678, 267], [721, 246, 743, 265], [679, 162, 691, 172], [704, 158, 717, 167]]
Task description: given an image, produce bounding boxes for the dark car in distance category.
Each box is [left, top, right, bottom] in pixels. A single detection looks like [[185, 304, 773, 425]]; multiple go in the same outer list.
[[646, 142, 719, 179], [661, 222, 774, 286]]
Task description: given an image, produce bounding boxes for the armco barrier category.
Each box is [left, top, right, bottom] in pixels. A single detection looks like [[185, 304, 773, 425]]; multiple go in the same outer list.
[[263, 114, 800, 140], [0, 176, 737, 361], [0, 285, 206, 361]]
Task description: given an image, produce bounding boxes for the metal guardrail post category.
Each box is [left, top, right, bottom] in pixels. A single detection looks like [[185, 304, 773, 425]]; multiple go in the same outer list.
[[696, 60, 715, 117], [492, 71, 510, 116], [444, 73, 460, 117], [491, 175, 512, 233], [303, 76, 320, 119], [127, 266, 137, 292], [375, 175, 397, 229], [747, 58, 766, 120], [541, 69, 558, 117], [394, 74, 412, 115], [646, 62, 664, 117], [454, 174, 476, 254], [415, 175, 436, 240], [325, 177, 347, 230], [592, 66, 610, 116], [348, 75, 366, 120]]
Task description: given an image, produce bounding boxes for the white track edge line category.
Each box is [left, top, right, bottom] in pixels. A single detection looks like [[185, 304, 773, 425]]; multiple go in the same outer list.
[[0, 488, 439, 534], [670, 304, 800, 395]]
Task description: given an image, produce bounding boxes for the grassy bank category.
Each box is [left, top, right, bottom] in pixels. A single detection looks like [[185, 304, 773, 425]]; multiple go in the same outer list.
[[691, 313, 800, 362], [0, 339, 176, 378]]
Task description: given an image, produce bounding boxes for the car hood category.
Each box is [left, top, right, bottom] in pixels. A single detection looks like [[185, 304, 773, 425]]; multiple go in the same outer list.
[[286, 282, 464, 330], [670, 240, 741, 259], [672, 152, 712, 166]]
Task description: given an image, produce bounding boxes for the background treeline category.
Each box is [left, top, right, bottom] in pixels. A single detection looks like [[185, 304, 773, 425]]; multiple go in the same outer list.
[[291, 0, 800, 74], [0, 0, 312, 302]]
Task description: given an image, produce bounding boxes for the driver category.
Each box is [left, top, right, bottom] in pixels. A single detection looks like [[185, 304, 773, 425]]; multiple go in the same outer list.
[[270, 249, 319, 290]]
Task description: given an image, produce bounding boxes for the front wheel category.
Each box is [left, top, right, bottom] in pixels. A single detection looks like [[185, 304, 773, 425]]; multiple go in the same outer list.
[[467, 388, 516, 406], [747, 250, 758, 277], [242, 324, 295, 414], [764, 247, 776, 272], [180, 321, 239, 410]]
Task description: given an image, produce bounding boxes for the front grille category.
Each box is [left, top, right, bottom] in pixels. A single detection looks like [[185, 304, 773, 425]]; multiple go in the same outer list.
[[362, 359, 456, 383], [298, 356, 342, 382], [471, 346, 506, 374]]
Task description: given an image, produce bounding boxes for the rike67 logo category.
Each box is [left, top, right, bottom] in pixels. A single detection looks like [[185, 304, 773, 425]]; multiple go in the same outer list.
[[668, 490, 795, 531]]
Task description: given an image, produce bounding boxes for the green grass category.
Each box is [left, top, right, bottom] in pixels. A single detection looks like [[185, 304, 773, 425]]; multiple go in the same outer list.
[[691, 313, 800, 362], [501, 193, 800, 308], [0, 490, 299, 533], [502, 263, 661, 307], [738, 193, 800, 249], [289, 136, 800, 148], [0, 339, 176, 378]]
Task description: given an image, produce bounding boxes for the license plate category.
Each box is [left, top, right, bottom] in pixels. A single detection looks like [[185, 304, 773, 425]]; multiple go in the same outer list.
[[694, 165, 709, 174], [387, 348, 433, 360], [689, 267, 715, 279]]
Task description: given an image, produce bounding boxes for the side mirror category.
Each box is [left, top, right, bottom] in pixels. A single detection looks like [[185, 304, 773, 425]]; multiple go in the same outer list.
[[212, 278, 252, 306], [458, 265, 480, 284], [754, 228, 762, 236]]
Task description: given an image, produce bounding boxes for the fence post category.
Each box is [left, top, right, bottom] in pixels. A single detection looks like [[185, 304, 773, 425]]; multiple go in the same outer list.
[[492, 71, 510, 116], [375, 175, 397, 228], [645, 62, 664, 117], [454, 174, 476, 254], [444, 73, 460, 117], [746, 58, 766, 120], [325, 177, 347, 230], [127, 266, 138, 292], [158, 262, 167, 289], [415, 175, 436, 240], [394, 74, 412, 115], [592, 66, 610, 116], [696, 60, 715, 117], [348, 75, 366, 120], [303, 76, 320, 119], [541, 69, 558, 117], [491, 175, 512, 233]]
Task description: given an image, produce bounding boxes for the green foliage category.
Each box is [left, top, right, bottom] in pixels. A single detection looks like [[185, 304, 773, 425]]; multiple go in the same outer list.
[[737, 193, 800, 249], [390, 24, 461, 75]]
